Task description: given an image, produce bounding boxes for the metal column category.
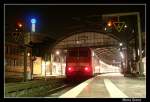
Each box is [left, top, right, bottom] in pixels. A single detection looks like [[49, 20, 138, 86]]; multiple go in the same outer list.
[[137, 13, 144, 76], [45, 60, 46, 80], [24, 47, 27, 82], [102, 12, 144, 76]]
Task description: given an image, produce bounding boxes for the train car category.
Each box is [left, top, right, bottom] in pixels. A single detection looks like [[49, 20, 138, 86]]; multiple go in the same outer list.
[[65, 47, 100, 80]]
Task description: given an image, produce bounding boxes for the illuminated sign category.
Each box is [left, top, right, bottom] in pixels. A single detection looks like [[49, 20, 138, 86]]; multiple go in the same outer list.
[[113, 22, 125, 32]]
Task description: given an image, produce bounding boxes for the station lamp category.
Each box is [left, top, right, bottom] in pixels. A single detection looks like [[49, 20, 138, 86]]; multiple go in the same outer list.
[[16, 22, 23, 32], [31, 18, 36, 24], [56, 50, 60, 55], [107, 21, 112, 27], [124, 25, 127, 28], [18, 23, 23, 28], [17, 22, 23, 28], [27, 52, 30, 56], [119, 43, 123, 47], [31, 18, 36, 32]]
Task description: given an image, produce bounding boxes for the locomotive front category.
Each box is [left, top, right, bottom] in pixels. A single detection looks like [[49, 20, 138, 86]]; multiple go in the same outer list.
[[65, 47, 93, 80]]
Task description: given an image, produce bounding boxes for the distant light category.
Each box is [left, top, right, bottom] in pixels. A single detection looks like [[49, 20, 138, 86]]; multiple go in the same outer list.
[[27, 52, 30, 56], [119, 43, 123, 46], [16, 29, 18, 31], [18, 23, 22, 28], [56, 50, 60, 55], [108, 23, 111, 26], [31, 18, 36, 24], [104, 27, 107, 31], [132, 29, 135, 33], [124, 25, 127, 28], [76, 41, 80, 44], [46, 61, 50, 65], [107, 21, 112, 27]]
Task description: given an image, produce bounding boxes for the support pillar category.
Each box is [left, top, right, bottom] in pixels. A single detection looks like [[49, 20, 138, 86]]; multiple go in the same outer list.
[[137, 13, 144, 76], [31, 55, 33, 80], [31, 60, 33, 79], [50, 54, 53, 75], [126, 45, 131, 74], [24, 47, 27, 82], [135, 35, 139, 74], [45, 60, 46, 81]]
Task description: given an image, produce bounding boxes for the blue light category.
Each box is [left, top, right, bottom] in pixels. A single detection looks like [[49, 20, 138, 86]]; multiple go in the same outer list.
[[31, 18, 36, 24]]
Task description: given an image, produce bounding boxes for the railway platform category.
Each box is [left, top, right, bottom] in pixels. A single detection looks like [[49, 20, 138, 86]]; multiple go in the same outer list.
[[59, 73, 146, 98]]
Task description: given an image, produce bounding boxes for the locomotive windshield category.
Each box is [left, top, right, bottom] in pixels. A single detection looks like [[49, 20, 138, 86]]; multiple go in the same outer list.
[[68, 50, 89, 57], [79, 51, 88, 57], [68, 51, 78, 57]]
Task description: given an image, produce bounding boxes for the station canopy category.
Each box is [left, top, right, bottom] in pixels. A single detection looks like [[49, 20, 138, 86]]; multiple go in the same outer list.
[[7, 5, 144, 65]]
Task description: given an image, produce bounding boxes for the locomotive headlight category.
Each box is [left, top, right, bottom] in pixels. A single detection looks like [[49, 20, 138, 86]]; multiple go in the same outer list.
[[68, 67, 73, 72], [84, 67, 89, 71], [68, 67, 72, 71]]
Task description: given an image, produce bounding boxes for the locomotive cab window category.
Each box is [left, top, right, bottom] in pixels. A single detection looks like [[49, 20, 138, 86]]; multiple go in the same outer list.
[[79, 50, 89, 57], [68, 51, 78, 57], [68, 50, 89, 57]]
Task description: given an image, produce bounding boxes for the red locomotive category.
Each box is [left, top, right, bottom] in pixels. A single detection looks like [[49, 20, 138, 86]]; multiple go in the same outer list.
[[65, 47, 100, 80]]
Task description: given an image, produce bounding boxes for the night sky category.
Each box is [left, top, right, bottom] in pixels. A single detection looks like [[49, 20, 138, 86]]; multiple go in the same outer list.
[[5, 4, 145, 38]]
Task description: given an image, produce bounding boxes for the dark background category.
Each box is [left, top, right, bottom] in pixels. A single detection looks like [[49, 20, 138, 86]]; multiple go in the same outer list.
[[5, 5, 145, 34]]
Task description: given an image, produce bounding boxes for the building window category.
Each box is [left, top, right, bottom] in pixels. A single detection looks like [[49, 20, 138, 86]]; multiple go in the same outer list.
[[16, 48, 19, 55], [20, 57, 24, 66], [11, 59, 13, 66], [13, 48, 16, 55], [10, 47, 12, 55], [17, 59, 20, 66], [14, 59, 16, 67], [16, 59, 18, 66], [13, 47, 15, 55]]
